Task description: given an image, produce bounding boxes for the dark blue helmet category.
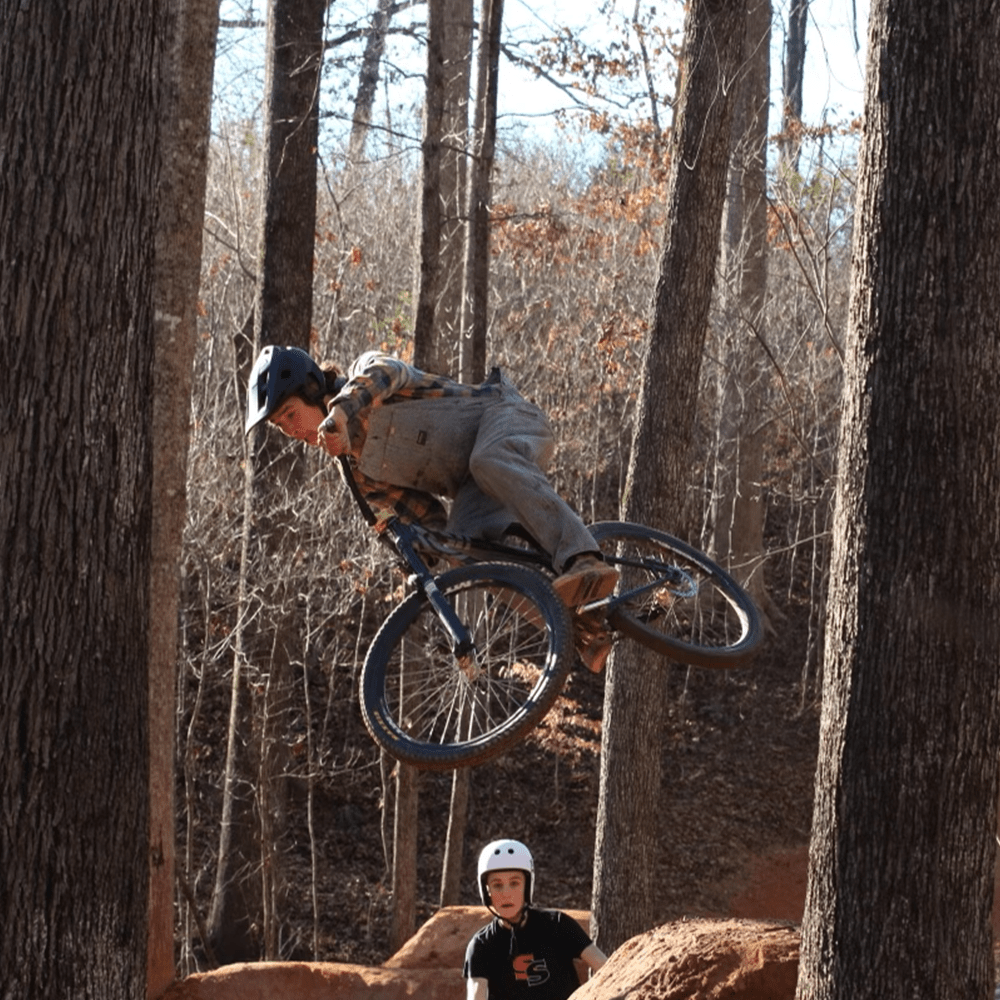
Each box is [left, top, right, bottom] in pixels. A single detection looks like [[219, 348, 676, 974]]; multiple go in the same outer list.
[[245, 345, 326, 435]]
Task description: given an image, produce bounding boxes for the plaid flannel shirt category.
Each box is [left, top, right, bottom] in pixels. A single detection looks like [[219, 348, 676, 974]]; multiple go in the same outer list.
[[332, 352, 499, 529]]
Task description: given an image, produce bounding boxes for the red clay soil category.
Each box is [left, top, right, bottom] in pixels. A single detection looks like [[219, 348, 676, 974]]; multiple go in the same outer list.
[[161, 962, 464, 1000], [161, 911, 801, 1000], [574, 918, 799, 1000], [724, 843, 1000, 939]]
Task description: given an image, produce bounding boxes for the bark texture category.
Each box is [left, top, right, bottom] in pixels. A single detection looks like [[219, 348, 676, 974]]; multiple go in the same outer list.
[[208, 0, 326, 963], [716, 0, 771, 613], [0, 2, 159, 996], [592, 0, 746, 954], [434, 0, 473, 366], [149, 1, 220, 993], [414, 0, 473, 374], [412, 0, 446, 370], [459, 0, 503, 384], [796, 3, 1000, 997], [348, 0, 393, 163]]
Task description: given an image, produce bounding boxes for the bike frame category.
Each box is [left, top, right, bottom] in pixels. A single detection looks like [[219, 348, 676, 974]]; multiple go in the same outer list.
[[338, 456, 700, 656], [385, 517, 693, 640]]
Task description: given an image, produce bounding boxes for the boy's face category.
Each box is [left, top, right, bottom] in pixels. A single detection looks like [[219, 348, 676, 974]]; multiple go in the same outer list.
[[486, 869, 526, 920], [270, 396, 330, 451]]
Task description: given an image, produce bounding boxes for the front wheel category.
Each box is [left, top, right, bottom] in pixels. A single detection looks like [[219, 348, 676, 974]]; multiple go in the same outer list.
[[361, 562, 574, 770], [589, 521, 763, 668]]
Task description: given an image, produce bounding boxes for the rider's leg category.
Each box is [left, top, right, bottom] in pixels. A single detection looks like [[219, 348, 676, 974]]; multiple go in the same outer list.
[[455, 391, 590, 569], [458, 386, 618, 606], [446, 477, 520, 542]]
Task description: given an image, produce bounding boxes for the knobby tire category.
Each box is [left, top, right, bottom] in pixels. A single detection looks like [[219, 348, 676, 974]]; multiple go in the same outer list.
[[589, 521, 763, 667], [360, 562, 574, 770]]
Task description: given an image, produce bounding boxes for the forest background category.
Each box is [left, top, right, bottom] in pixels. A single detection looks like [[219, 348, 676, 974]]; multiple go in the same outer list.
[[9, 2, 1000, 1000], [6, 0, 931, 996], [178, 0, 864, 979]]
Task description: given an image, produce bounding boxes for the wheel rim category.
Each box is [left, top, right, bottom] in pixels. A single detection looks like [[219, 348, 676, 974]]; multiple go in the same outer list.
[[378, 577, 562, 753], [593, 525, 757, 662]]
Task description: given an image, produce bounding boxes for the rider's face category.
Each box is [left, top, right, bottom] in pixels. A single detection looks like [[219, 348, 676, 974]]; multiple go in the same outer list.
[[486, 870, 526, 921], [270, 396, 326, 448]]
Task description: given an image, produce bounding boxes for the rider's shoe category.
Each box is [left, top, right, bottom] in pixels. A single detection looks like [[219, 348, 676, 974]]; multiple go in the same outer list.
[[552, 554, 619, 609], [575, 608, 612, 673], [577, 631, 612, 673]]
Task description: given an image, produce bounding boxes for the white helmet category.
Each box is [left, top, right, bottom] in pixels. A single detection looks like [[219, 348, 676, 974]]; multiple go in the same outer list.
[[477, 839, 535, 908]]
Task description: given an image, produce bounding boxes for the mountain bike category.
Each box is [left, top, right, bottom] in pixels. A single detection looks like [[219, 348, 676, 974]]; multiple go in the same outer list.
[[341, 460, 763, 771]]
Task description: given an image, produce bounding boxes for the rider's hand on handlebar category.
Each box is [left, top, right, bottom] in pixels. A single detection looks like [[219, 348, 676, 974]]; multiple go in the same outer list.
[[317, 404, 350, 456]]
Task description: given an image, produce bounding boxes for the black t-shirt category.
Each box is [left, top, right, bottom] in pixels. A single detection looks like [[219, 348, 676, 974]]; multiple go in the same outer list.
[[463, 908, 592, 999]]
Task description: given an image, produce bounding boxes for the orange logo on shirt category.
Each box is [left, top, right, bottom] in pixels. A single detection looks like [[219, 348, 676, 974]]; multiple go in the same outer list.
[[513, 953, 551, 986]]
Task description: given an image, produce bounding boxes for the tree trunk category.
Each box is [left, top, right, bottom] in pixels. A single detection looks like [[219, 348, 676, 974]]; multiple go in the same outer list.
[[439, 768, 471, 906], [398, 0, 474, 937], [0, 2, 160, 996], [390, 764, 420, 951], [780, 0, 808, 171], [412, 0, 446, 370], [715, 0, 772, 618], [459, 0, 503, 385], [414, 0, 473, 374], [149, 0, 219, 993], [592, 0, 745, 955], [435, 0, 473, 370], [255, 0, 326, 344], [348, 0, 393, 163], [208, 0, 326, 963], [796, 3, 1000, 998]]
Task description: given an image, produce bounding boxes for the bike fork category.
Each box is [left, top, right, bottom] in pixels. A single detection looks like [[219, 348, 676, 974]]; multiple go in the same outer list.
[[421, 576, 475, 657], [390, 522, 475, 658]]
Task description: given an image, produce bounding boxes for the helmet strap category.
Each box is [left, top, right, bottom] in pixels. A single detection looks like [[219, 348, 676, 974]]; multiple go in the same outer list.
[[484, 872, 531, 925], [488, 900, 528, 926]]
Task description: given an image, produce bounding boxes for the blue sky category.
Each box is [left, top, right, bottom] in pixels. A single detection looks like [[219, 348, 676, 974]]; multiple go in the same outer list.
[[212, 0, 869, 161], [495, 0, 869, 137]]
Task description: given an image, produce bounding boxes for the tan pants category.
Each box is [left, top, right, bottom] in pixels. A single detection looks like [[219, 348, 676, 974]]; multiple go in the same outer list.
[[358, 375, 597, 573], [445, 381, 597, 574]]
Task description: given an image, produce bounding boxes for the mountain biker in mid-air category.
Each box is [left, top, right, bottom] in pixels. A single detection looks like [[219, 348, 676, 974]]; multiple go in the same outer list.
[[464, 839, 607, 1000], [245, 345, 619, 670]]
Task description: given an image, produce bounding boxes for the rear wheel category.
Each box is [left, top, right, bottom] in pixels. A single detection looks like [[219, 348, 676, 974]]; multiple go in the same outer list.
[[361, 562, 574, 770], [589, 521, 762, 667]]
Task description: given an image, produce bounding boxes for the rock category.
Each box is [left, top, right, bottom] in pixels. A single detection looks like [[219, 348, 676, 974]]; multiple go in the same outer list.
[[160, 912, 796, 1000], [573, 918, 799, 1000], [159, 961, 463, 1000], [383, 904, 592, 970], [158, 906, 591, 999]]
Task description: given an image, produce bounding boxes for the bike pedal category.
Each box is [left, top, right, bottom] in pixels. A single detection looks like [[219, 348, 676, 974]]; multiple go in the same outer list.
[[574, 607, 608, 631], [577, 595, 614, 615]]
